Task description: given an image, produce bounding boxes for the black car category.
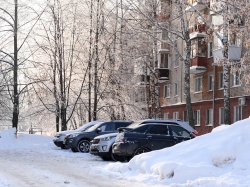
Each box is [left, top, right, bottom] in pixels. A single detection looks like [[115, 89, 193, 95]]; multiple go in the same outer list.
[[64, 120, 133, 153], [112, 122, 195, 159]]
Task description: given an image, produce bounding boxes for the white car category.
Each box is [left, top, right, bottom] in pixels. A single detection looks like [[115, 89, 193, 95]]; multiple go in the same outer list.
[[53, 121, 103, 149], [90, 132, 122, 161]]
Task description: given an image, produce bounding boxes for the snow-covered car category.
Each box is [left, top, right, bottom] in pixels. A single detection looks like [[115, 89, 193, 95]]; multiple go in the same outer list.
[[53, 121, 103, 149]]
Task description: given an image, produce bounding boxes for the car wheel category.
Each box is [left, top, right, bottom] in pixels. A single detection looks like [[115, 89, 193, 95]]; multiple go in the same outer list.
[[111, 152, 125, 162], [77, 140, 90, 153], [134, 147, 150, 156], [71, 148, 78, 152]]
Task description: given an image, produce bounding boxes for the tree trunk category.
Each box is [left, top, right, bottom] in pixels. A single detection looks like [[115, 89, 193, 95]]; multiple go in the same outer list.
[[12, 0, 19, 130]]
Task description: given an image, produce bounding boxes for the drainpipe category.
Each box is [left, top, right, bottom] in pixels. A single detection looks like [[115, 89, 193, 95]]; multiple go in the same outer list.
[[212, 63, 216, 128]]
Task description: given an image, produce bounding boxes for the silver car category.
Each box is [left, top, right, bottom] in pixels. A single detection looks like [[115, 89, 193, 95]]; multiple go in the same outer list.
[[53, 121, 103, 149]]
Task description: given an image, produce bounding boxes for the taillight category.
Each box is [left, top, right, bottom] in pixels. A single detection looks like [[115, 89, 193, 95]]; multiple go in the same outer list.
[[192, 131, 199, 136], [121, 138, 127, 143]]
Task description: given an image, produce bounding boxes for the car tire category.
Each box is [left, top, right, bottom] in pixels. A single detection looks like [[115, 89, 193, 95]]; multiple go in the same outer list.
[[111, 152, 125, 162], [100, 156, 111, 161], [134, 147, 150, 156], [77, 140, 90, 153]]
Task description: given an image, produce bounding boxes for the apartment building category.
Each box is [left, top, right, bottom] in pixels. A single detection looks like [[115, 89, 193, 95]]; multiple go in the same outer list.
[[156, 0, 250, 134]]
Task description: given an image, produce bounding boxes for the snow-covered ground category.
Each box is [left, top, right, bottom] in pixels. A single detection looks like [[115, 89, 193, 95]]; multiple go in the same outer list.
[[1, 118, 250, 187]]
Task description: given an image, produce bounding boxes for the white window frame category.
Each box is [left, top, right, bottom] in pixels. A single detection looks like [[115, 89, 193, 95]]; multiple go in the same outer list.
[[164, 84, 170, 98], [174, 83, 178, 96], [219, 107, 224, 125], [231, 71, 241, 87], [206, 108, 213, 126], [234, 106, 242, 122], [194, 77, 202, 92], [164, 112, 169, 119], [208, 41, 213, 58], [173, 112, 179, 120], [194, 110, 200, 126], [219, 72, 223, 89], [208, 74, 214, 91]]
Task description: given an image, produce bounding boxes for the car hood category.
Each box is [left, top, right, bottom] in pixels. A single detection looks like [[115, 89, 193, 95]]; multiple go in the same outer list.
[[94, 132, 118, 139], [56, 129, 80, 136]]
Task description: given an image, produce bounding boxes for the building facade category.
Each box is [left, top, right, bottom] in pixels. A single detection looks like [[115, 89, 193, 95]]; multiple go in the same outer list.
[[156, 0, 250, 135]]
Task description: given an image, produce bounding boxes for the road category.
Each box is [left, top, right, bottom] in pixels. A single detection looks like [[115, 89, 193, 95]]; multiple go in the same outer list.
[[0, 148, 165, 187]]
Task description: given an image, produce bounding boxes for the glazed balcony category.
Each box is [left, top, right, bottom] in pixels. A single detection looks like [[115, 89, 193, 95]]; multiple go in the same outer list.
[[155, 68, 170, 81], [190, 57, 207, 74]]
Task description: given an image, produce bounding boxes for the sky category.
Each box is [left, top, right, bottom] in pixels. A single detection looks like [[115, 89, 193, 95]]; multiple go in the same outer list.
[[1, 117, 250, 186]]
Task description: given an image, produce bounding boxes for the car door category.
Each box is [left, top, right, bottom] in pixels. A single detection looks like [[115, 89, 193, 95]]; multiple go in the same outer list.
[[168, 124, 193, 144], [145, 124, 175, 151]]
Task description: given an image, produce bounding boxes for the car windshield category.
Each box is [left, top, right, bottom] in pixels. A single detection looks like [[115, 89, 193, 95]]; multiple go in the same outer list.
[[84, 122, 104, 132], [76, 121, 99, 131]]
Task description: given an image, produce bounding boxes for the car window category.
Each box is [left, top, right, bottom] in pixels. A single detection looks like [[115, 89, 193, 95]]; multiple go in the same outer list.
[[147, 125, 169, 135], [115, 122, 131, 129], [131, 125, 150, 133], [84, 122, 105, 132], [102, 122, 115, 131], [169, 125, 191, 137]]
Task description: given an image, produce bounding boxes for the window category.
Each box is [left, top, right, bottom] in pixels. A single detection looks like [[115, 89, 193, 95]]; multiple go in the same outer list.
[[193, 110, 200, 126], [174, 83, 178, 96], [169, 125, 191, 138], [219, 72, 223, 89], [164, 113, 169, 119], [132, 125, 150, 133], [231, 71, 241, 87], [219, 107, 224, 125], [234, 106, 242, 122], [160, 53, 170, 68], [208, 41, 213, 58], [194, 77, 202, 92], [191, 38, 206, 58], [173, 112, 179, 120], [208, 74, 214, 91], [147, 125, 169, 135], [103, 122, 115, 131], [164, 84, 170, 98], [183, 111, 188, 121], [206, 108, 213, 126]]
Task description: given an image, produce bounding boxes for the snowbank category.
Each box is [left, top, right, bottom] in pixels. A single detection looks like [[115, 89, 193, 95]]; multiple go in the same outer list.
[[105, 117, 250, 186]]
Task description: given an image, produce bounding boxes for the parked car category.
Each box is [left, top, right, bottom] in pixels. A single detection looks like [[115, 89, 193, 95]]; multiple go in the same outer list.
[[64, 120, 133, 153], [53, 120, 103, 149], [112, 121, 196, 160], [90, 119, 197, 161]]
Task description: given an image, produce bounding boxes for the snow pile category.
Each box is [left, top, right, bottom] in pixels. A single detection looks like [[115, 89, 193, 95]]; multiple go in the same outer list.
[[0, 128, 54, 150], [106, 117, 250, 186]]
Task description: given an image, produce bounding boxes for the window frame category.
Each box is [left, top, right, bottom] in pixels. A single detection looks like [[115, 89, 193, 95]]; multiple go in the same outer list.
[[173, 112, 179, 120], [164, 84, 170, 98], [234, 105, 242, 122], [208, 74, 214, 91], [193, 110, 201, 126], [219, 107, 224, 125], [206, 108, 213, 126], [194, 77, 202, 92]]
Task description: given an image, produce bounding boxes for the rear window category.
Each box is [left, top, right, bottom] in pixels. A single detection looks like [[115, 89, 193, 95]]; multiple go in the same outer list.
[[169, 125, 191, 137], [147, 125, 169, 135], [131, 125, 150, 133]]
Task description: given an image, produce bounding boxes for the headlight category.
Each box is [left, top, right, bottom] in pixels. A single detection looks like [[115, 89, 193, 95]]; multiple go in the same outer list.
[[100, 136, 116, 141], [69, 133, 79, 138]]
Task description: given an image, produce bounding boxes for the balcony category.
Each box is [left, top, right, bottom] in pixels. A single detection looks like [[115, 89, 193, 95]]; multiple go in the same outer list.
[[189, 23, 207, 39], [190, 57, 207, 74], [186, 0, 207, 11], [155, 68, 170, 81], [213, 46, 242, 64]]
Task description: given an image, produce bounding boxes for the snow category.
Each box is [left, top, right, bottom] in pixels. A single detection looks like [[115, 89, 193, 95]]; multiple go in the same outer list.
[[1, 118, 250, 186]]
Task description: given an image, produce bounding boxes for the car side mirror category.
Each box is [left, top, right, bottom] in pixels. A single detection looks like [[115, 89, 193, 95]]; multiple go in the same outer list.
[[96, 128, 102, 133]]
